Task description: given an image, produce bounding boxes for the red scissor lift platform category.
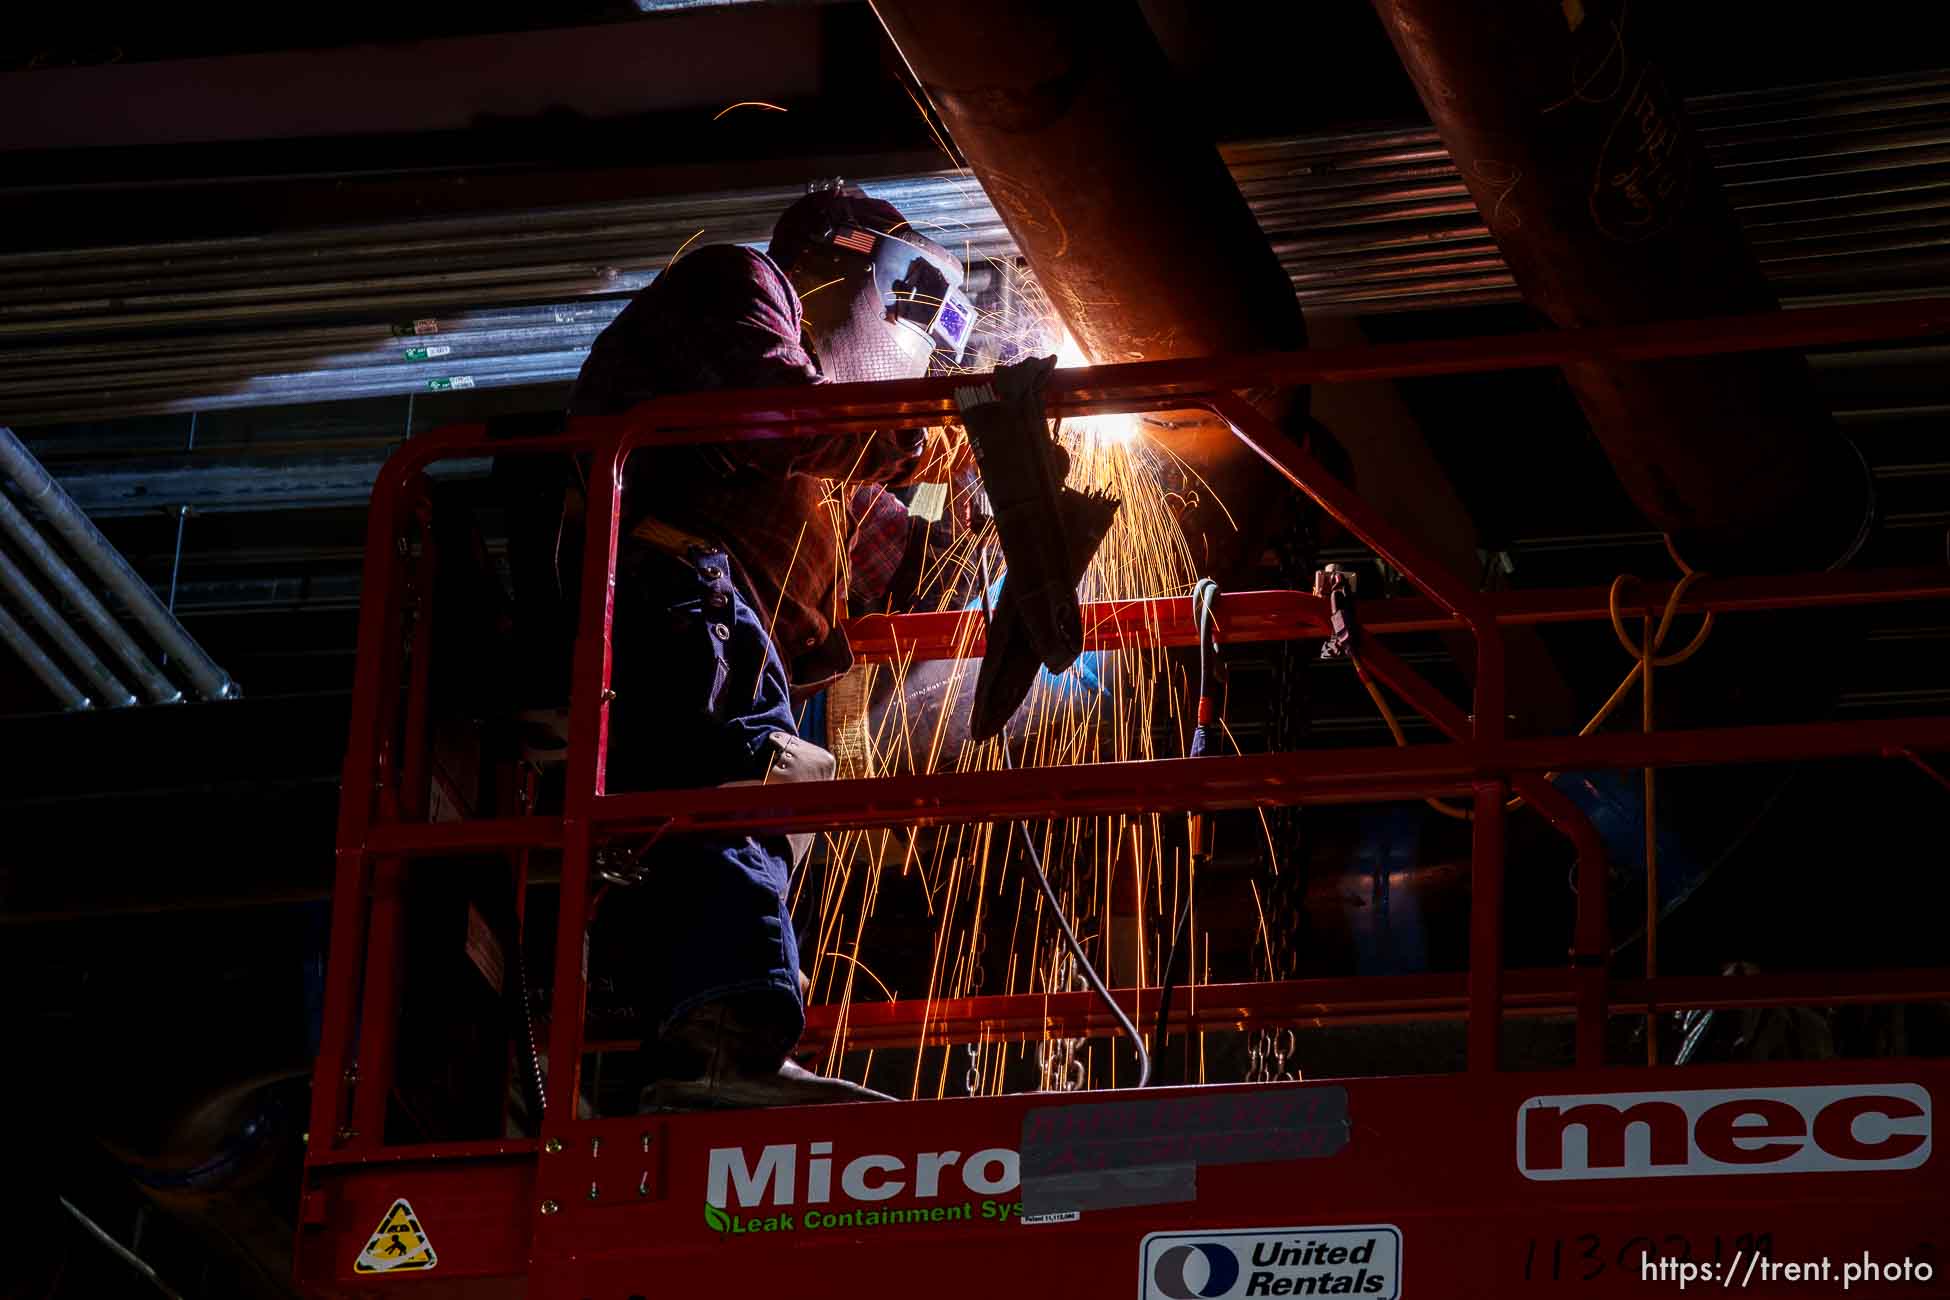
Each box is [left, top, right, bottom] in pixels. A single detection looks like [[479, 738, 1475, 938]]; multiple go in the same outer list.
[[298, 301, 1950, 1298]]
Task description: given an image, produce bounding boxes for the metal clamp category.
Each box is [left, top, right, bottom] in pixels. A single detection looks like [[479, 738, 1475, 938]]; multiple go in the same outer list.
[[1313, 565, 1359, 661]]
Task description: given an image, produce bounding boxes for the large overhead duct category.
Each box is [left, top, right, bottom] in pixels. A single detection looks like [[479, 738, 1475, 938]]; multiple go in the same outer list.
[[870, 2, 1307, 372], [868, 0, 1448, 584], [865, 0, 1596, 739], [1372, 0, 1877, 574]]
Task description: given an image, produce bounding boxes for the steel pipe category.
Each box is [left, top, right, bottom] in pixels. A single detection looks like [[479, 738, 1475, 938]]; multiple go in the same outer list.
[[53, 455, 494, 520], [0, 590, 96, 710], [0, 348, 595, 404], [0, 427, 235, 701], [0, 498, 161, 705], [0, 322, 609, 384], [0, 273, 650, 344], [2, 364, 580, 425]]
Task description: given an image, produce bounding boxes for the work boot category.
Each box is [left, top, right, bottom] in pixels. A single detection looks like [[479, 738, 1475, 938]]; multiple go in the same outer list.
[[643, 999, 894, 1110]]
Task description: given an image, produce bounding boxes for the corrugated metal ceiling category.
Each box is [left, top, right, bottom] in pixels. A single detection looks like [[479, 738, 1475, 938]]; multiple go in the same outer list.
[[6, 70, 1950, 426]]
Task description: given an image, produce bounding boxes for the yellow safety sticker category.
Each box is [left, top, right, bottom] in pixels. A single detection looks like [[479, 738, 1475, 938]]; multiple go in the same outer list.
[[353, 1198, 438, 1275]]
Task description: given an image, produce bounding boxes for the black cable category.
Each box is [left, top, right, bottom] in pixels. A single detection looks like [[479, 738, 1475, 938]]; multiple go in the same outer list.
[[1599, 766, 1801, 959], [977, 540, 1151, 1088], [1152, 900, 1192, 1074]]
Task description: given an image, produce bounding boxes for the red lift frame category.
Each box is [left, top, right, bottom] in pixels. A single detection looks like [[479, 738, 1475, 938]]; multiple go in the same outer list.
[[298, 299, 1950, 1298]]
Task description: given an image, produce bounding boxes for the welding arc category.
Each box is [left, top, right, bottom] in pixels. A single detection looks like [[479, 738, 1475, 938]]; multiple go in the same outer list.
[[977, 541, 1152, 1089]]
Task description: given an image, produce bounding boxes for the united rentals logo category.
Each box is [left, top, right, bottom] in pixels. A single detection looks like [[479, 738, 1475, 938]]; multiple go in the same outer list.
[[1517, 1084, 1932, 1181], [1150, 1241, 1241, 1298], [1141, 1227, 1401, 1299]]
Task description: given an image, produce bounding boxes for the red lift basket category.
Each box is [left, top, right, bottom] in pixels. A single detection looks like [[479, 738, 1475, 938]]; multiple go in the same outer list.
[[299, 300, 1950, 1299]]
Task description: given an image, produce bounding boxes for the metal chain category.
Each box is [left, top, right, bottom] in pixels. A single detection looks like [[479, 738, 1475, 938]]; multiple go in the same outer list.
[[1244, 496, 1321, 1086], [1267, 496, 1319, 922], [964, 930, 989, 1096], [594, 844, 649, 887], [1270, 1028, 1297, 1081], [1036, 1037, 1086, 1092], [1036, 944, 1087, 1092], [1245, 1027, 1299, 1084]]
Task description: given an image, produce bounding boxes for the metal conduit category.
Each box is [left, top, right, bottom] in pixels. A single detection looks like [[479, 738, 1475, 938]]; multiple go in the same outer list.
[[0, 544, 138, 707], [5, 72, 1950, 422], [0, 427, 236, 701], [0, 492, 178, 704], [0, 599, 92, 710]]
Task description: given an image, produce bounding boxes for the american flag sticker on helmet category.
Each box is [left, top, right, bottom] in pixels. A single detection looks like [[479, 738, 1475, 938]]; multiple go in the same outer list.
[[831, 228, 877, 254]]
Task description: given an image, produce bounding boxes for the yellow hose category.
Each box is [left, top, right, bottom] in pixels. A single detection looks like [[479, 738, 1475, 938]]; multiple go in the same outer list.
[[1351, 546, 1714, 824]]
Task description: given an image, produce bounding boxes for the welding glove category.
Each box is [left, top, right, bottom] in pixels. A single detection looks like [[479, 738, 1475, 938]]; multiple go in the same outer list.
[[969, 486, 1121, 742], [956, 355, 1086, 673]]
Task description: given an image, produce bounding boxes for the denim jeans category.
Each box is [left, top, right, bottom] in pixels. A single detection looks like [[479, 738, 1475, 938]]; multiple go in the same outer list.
[[605, 538, 804, 1058]]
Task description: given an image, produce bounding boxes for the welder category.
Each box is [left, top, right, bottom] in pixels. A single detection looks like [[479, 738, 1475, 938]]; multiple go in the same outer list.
[[567, 182, 980, 1109]]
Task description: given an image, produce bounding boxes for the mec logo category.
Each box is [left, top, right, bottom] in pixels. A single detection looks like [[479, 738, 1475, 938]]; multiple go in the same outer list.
[[1518, 1084, 1930, 1181]]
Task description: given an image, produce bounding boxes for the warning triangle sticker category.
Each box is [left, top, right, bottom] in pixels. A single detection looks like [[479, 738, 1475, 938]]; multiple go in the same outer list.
[[353, 1198, 438, 1274]]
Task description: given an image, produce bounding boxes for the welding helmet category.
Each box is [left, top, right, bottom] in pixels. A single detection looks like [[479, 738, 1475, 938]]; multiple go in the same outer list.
[[769, 180, 975, 383]]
